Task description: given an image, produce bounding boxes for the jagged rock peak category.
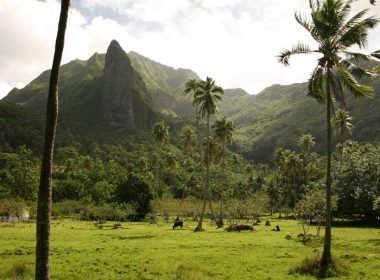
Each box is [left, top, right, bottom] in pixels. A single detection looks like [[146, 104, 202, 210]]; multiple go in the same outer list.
[[106, 40, 131, 64]]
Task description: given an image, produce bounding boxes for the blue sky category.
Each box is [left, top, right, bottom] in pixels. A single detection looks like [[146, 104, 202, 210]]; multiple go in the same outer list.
[[0, 0, 379, 98]]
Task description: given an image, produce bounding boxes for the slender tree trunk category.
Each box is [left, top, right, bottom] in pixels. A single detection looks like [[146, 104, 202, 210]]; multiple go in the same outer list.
[[195, 114, 210, 231], [35, 1, 69, 279], [321, 68, 333, 274]]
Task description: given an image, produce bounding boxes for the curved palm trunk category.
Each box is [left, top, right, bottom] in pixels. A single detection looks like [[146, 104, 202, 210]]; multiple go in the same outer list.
[[195, 114, 210, 231], [35, 1, 69, 279], [321, 68, 333, 274]]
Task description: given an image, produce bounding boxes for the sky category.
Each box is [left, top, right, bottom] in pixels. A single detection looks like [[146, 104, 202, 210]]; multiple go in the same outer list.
[[0, 0, 379, 99]]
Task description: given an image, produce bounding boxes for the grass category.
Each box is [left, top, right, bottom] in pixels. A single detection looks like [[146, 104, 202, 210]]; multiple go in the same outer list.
[[0, 219, 380, 279]]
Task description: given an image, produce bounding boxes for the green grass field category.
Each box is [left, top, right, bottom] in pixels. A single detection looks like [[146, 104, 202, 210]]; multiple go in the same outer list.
[[0, 219, 379, 279]]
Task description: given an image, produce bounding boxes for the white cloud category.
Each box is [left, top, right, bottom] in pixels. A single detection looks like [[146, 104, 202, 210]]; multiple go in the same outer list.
[[0, 0, 379, 99]]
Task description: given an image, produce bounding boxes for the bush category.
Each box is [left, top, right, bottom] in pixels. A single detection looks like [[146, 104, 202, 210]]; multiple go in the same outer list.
[[116, 175, 153, 219], [291, 253, 348, 278], [0, 198, 28, 219], [4, 261, 33, 279], [52, 200, 87, 218], [53, 180, 85, 202], [79, 203, 135, 222]]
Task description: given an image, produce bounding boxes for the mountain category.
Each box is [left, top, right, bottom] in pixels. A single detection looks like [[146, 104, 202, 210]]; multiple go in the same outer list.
[[1, 40, 380, 163], [220, 78, 380, 163], [1, 40, 198, 125]]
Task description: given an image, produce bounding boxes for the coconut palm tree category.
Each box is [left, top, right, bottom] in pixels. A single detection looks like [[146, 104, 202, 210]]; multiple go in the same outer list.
[[332, 109, 354, 167], [192, 77, 224, 231], [332, 109, 354, 136], [165, 152, 179, 190], [278, 0, 378, 273], [180, 125, 196, 151], [35, 1, 70, 279], [212, 116, 235, 227], [184, 79, 203, 149], [152, 121, 169, 197], [299, 133, 316, 152]]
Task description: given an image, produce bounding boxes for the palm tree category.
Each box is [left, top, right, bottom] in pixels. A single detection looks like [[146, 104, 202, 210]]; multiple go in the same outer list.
[[298, 133, 316, 186], [298, 133, 316, 152], [152, 121, 169, 197], [137, 156, 149, 173], [332, 109, 354, 167], [212, 116, 234, 227], [332, 109, 354, 136], [184, 79, 203, 149], [165, 152, 179, 190], [192, 77, 224, 231], [278, 0, 378, 273], [180, 125, 196, 151], [35, 1, 70, 279]]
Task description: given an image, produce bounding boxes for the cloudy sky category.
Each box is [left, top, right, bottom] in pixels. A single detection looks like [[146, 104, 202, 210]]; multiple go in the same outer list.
[[0, 0, 379, 99]]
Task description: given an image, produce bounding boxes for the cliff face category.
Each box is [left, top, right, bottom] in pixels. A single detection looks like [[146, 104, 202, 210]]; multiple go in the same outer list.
[[101, 41, 155, 129], [101, 40, 156, 129]]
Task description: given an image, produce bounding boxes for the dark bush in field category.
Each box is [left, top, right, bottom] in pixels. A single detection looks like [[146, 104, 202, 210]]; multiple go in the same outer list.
[[116, 175, 153, 219]]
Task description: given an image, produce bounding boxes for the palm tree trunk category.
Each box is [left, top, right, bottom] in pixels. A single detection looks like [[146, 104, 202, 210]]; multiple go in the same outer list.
[[321, 68, 333, 274], [195, 114, 210, 231], [35, 1, 69, 279]]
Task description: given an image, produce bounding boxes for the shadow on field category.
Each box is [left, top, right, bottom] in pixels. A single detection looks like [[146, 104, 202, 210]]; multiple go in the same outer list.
[[365, 239, 380, 246], [117, 235, 154, 240]]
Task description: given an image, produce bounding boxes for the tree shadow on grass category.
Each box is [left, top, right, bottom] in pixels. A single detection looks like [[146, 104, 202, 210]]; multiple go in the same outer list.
[[117, 235, 154, 240], [365, 239, 380, 246]]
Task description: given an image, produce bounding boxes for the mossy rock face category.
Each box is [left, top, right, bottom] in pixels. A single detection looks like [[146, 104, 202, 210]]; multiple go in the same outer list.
[[100, 40, 157, 130]]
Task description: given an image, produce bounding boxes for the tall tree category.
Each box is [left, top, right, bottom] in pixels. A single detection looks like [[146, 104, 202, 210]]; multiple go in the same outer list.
[[298, 133, 316, 152], [184, 79, 203, 150], [192, 77, 224, 231], [278, 0, 378, 274], [165, 152, 179, 190], [212, 116, 234, 227], [152, 121, 169, 197], [332, 109, 354, 136], [35, 1, 70, 279], [332, 109, 354, 167]]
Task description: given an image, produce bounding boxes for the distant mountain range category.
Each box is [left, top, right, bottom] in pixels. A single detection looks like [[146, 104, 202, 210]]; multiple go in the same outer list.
[[1, 40, 379, 163]]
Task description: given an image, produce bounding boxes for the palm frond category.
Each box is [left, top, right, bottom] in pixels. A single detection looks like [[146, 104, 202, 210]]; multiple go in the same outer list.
[[339, 16, 379, 48], [330, 70, 346, 108], [277, 43, 314, 65], [343, 51, 371, 62], [307, 66, 326, 103], [336, 64, 374, 98], [371, 50, 380, 60], [340, 60, 375, 81]]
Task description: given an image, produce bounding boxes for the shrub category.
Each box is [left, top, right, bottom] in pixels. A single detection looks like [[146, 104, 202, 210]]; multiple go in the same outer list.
[[116, 175, 153, 219], [291, 253, 348, 278], [4, 261, 33, 279]]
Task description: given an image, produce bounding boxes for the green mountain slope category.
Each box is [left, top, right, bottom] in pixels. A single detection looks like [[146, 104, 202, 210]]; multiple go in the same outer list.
[[1, 40, 380, 163], [220, 78, 380, 163], [128, 51, 198, 117]]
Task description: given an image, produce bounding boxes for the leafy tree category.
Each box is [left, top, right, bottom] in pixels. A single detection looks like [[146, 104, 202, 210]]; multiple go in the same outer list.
[[192, 77, 224, 231], [278, 0, 378, 272], [35, 1, 70, 278], [7, 147, 39, 201], [333, 143, 380, 222], [116, 175, 153, 220]]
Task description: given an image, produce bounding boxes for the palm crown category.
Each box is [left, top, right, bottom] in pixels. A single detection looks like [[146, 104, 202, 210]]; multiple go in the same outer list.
[[152, 121, 169, 147], [192, 77, 224, 118], [278, 0, 379, 105]]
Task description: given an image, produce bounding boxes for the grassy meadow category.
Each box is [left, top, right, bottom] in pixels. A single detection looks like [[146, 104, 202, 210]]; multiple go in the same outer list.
[[1, 219, 379, 280]]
